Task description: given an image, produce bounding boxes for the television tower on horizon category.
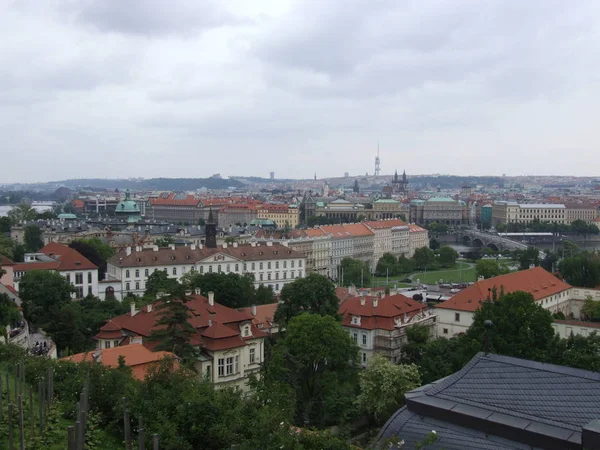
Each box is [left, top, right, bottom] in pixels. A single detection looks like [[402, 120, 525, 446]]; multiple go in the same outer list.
[[374, 142, 381, 177]]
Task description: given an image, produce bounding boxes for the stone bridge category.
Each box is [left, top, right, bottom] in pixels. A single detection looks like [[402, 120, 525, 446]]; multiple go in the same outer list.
[[458, 230, 529, 251]]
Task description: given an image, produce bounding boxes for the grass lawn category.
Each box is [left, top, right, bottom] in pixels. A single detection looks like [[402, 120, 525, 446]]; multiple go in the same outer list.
[[373, 261, 476, 286]]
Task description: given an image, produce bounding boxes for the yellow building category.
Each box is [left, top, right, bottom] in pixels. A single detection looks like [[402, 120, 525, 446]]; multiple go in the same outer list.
[[257, 204, 299, 229]]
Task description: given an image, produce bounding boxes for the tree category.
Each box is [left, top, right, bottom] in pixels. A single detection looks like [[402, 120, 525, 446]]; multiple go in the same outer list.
[[438, 246, 458, 267], [559, 253, 600, 288], [45, 302, 87, 354], [376, 253, 400, 276], [75, 237, 114, 261], [412, 247, 435, 270], [517, 246, 540, 270], [339, 257, 372, 287], [274, 273, 340, 328], [19, 270, 74, 327], [540, 251, 558, 272], [356, 355, 420, 424], [0, 293, 20, 329], [475, 259, 502, 279], [155, 236, 175, 247], [144, 269, 181, 298], [466, 291, 558, 361], [581, 295, 600, 321], [182, 272, 257, 308], [69, 240, 105, 279], [24, 225, 43, 252], [266, 313, 358, 427], [0, 234, 15, 259], [7, 203, 37, 224], [254, 284, 275, 305], [149, 289, 198, 360], [198, 218, 206, 226], [0, 216, 11, 233], [562, 240, 580, 258]]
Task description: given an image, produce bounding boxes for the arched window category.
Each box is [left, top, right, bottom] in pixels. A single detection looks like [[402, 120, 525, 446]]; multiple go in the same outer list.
[[135, 269, 139, 278], [135, 282, 140, 290], [126, 282, 130, 291], [145, 269, 149, 276], [172, 267, 177, 275], [125, 270, 130, 278], [105, 286, 115, 298]]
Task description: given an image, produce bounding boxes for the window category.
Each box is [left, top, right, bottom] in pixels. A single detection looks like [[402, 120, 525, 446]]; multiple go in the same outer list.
[[252, 263, 255, 270], [275, 272, 279, 280], [75, 273, 83, 285], [145, 269, 149, 276], [260, 274, 263, 281], [200, 266, 204, 273], [235, 355, 239, 373], [104, 340, 111, 349], [242, 325, 250, 337], [76, 286, 84, 298], [209, 266, 213, 273], [275, 284, 279, 291], [135, 282, 140, 290], [66, 274, 71, 283], [299, 260, 302, 267], [352, 333, 358, 343], [218, 265, 222, 273], [283, 261, 287, 269], [113, 340, 119, 348], [291, 260, 295, 268], [283, 272, 287, 279], [268, 273, 271, 281], [443, 328, 448, 335], [226, 264, 230, 272], [218, 358, 224, 377], [243, 263, 247, 271], [173, 267, 177, 275], [362, 352, 367, 363], [88, 272, 92, 283], [362, 334, 367, 345], [259, 262, 263, 270], [275, 261, 279, 269], [206, 365, 212, 380], [268, 262, 271, 269], [455, 313, 460, 322], [226, 356, 234, 375], [135, 269, 139, 278], [125, 270, 130, 278], [249, 348, 256, 364], [235, 264, 239, 272], [126, 282, 130, 291], [291, 271, 295, 278]]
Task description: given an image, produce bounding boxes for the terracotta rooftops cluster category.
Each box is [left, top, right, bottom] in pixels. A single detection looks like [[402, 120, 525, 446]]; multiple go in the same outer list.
[[108, 242, 303, 267], [339, 293, 428, 331], [12, 242, 98, 273], [437, 267, 571, 312], [96, 293, 266, 352]]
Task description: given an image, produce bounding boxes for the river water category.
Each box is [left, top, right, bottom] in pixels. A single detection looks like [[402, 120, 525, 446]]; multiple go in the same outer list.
[[0, 203, 54, 217]]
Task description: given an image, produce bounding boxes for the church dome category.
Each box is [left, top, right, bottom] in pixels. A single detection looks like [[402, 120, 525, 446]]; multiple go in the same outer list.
[[116, 190, 140, 214]]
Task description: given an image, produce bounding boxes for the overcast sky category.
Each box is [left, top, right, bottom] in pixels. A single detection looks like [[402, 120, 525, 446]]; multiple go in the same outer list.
[[2, 0, 600, 183]]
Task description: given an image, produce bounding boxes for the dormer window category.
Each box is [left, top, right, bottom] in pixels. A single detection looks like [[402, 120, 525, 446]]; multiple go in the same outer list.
[[242, 325, 251, 337], [351, 316, 361, 326]]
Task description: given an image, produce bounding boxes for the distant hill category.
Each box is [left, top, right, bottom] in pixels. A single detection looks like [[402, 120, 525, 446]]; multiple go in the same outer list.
[[46, 178, 244, 191]]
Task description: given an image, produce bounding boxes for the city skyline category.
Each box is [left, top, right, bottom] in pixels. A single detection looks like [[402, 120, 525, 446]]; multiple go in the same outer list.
[[2, 0, 600, 183]]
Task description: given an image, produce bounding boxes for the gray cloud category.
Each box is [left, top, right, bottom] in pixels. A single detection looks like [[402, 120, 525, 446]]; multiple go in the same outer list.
[[1, 0, 600, 183]]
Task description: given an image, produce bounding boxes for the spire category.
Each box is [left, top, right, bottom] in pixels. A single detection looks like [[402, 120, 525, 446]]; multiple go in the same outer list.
[[207, 207, 215, 224], [394, 170, 399, 183]]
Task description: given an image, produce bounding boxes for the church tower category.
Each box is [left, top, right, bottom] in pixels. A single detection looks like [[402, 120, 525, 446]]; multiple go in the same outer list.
[[205, 208, 217, 249]]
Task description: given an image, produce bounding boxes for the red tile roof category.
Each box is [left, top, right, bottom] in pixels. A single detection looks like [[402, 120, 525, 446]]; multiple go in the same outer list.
[[107, 294, 266, 352], [13, 261, 62, 272], [339, 294, 427, 331], [437, 267, 571, 312], [0, 255, 15, 267], [365, 219, 408, 229], [238, 303, 278, 330], [321, 223, 374, 238], [29, 242, 98, 271], [408, 224, 427, 233], [61, 344, 178, 381], [554, 320, 600, 329], [149, 193, 202, 207]]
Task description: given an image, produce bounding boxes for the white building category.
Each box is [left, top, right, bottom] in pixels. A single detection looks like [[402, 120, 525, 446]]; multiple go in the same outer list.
[[408, 224, 429, 257], [102, 242, 306, 300], [436, 267, 572, 337], [365, 219, 411, 271], [492, 202, 567, 226], [12, 242, 99, 298]]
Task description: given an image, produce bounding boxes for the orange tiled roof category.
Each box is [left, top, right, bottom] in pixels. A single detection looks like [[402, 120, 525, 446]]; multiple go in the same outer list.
[[365, 219, 408, 229], [41, 242, 98, 271], [149, 193, 202, 207], [339, 294, 427, 331], [408, 224, 427, 232], [321, 223, 373, 238], [437, 267, 571, 312], [61, 344, 178, 381], [0, 255, 15, 267], [238, 303, 278, 330]]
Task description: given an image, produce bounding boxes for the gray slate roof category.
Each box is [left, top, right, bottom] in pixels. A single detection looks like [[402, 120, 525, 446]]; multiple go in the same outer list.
[[375, 352, 600, 449]]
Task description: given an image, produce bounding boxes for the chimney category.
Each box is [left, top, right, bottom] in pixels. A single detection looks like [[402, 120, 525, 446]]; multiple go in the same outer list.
[[360, 296, 366, 306], [266, 241, 273, 247], [208, 291, 215, 306], [185, 290, 192, 296], [153, 245, 158, 251], [233, 242, 238, 248], [251, 304, 257, 316], [194, 287, 201, 295], [477, 275, 484, 282], [169, 244, 175, 250], [251, 242, 256, 247], [147, 304, 153, 313], [529, 264, 535, 269], [223, 243, 228, 248], [373, 297, 378, 308], [190, 244, 196, 251], [126, 246, 132, 256], [199, 244, 204, 249], [130, 301, 138, 317], [208, 319, 213, 327]]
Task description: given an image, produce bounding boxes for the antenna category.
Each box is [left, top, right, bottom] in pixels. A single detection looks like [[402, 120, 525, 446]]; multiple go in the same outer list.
[[374, 141, 381, 177]]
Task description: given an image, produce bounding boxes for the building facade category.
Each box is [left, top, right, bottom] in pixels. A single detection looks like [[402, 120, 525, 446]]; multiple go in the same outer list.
[[103, 242, 306, 299], [339, 293, 436, 365], [365, 219, 410, 271], [257, 204, 300, 229], [408, 224, 429, 258], [147, 193, 204, 224], [492, 202, 567, 226]]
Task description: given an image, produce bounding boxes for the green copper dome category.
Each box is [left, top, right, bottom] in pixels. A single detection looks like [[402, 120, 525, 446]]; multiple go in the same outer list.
[[116, 190, 141, 214]]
